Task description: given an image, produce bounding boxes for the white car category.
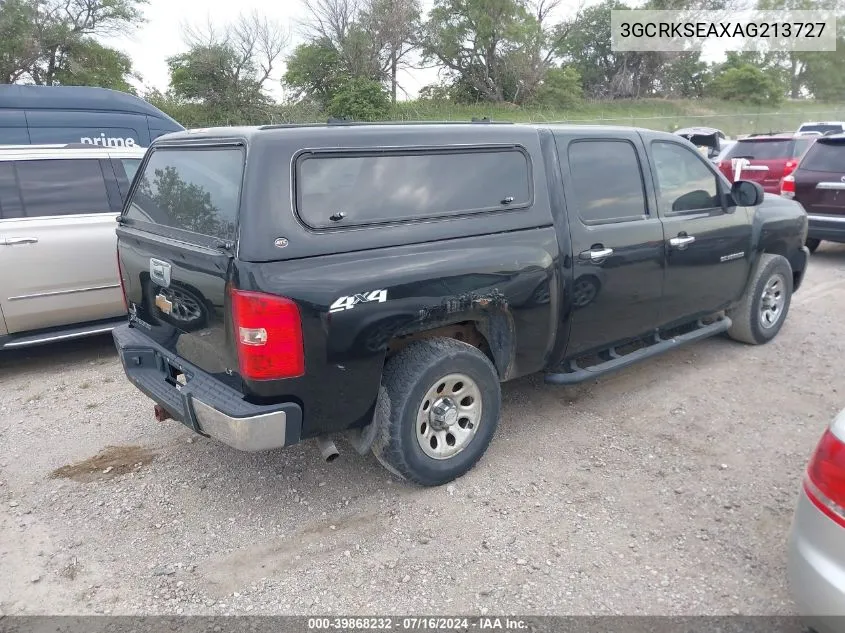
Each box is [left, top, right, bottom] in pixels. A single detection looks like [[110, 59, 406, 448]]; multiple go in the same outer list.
[[0, 143, 145, 349], [797, 121, 845, 136]]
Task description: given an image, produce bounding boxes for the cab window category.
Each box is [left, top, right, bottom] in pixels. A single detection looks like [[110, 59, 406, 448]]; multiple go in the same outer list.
[[652, 142, 721, 213]]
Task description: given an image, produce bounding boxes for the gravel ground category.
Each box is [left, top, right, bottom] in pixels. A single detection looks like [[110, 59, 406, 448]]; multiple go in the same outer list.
[[2, 245, 845, 617]]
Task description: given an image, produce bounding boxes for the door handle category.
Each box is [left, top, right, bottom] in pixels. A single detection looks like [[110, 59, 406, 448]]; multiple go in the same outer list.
[[669, 235, 695, 248], [580, 247, 614, 262], [4, 236, 38, 245]]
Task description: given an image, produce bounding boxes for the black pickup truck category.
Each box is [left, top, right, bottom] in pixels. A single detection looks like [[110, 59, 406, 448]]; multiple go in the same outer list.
[[113, 121, 809, 486]]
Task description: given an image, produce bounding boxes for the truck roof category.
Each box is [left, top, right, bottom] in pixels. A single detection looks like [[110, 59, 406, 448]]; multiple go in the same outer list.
[[154, 121, 676, 145]]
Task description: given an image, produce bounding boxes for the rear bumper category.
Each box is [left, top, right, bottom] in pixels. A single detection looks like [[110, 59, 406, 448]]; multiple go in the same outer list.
[[113, 324, 302, 451], [787, 486, 845, 628], [808, 214, 845, 243]]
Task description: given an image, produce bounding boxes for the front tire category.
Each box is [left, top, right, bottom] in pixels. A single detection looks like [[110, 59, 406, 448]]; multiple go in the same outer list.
[[726, 253, 793, 345], [372, 338, 501, 486]]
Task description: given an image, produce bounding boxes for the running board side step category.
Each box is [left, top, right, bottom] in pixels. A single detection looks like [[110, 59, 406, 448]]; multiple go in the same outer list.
[[0, 317, 126, 350], [544, 317, 732, 385]]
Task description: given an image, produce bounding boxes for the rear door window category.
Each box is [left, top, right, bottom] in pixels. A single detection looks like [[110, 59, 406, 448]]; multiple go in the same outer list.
[[726, 139, 792, 160], [125, 147, 244, 241], [566, 140, 648, 224], [295, 148, 532, 229], [800, 140, 845, 172], [14, 159, 111, 217]]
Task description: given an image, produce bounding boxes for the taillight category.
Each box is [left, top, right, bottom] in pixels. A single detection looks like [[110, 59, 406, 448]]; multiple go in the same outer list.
[[719, 160, 733, 179], [116, 249, 128, 311], [805, 422, 845, 528], [229, 288, 304, 380], [781, 174, 795, 199], [784, 159, 798, 177]]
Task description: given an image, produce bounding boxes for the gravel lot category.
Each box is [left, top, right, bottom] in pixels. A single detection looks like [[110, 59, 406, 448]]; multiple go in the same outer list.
[[2, 245, 845, 617]]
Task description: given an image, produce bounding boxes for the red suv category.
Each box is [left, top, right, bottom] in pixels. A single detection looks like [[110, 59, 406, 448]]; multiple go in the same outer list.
[[718, 134, 816, 194], [782, 133, 845, 252]]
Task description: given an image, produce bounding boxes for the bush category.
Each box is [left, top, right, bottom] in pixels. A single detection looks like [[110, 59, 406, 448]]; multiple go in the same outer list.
[[710, 63, 784, 106], [328, 79, 391, 121], [533, 67, 583, 109]]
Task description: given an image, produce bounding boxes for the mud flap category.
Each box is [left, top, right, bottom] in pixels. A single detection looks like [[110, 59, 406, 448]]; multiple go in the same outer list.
[[346, 385, 388, 456]]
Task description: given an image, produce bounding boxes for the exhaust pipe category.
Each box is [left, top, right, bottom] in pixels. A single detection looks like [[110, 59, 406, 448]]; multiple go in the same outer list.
[[153, 404, 172, 422], [316, 437, 339, 463]]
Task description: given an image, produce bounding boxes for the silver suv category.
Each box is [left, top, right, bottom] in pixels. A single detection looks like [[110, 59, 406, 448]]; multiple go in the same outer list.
[[0, 143, 145, 349]]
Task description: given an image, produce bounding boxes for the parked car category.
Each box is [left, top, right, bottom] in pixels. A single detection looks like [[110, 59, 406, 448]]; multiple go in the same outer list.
[[788, 407, 845, 628], [112, 121, 809, 486], [673, 126, 727, 161], [797, 121, 845, 136], [0, 143, 144, 350], [718, 133, 816, 194], [781, 133, 845, 253]]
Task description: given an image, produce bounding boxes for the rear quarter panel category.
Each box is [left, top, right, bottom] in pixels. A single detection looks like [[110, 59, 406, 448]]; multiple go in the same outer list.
[[238, 228, 561, 439]]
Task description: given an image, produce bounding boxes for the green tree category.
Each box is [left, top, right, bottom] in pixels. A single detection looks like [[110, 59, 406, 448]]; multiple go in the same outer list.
[[0, 0, 145, 86], [166, 13, 289, 125], [754, 0, 843, 98], [283, 39, 349, 108], [419, 0, 570, 104], [53, 38, 136, 92], [328, 77, 390, 120], [359, 0, 421, 101], [710, 63, 784, 105], [532, 66, 581, 107], [297, 0, 421, 101], [0, 0, 39, 83]]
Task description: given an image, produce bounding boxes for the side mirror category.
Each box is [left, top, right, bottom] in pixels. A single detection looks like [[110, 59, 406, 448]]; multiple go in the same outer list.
[[731, 180, 765, 207]]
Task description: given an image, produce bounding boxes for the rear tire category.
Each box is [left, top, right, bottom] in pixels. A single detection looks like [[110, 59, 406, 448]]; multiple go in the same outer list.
[[372, 338, 501, 486], [726, 253, 793, 345], [806, 238, 821, 254]]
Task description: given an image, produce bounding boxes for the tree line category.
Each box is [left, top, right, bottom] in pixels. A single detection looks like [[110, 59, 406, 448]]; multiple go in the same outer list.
[[1, 0, 843, 124]]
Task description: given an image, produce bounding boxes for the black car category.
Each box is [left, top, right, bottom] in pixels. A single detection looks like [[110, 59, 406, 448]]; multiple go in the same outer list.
[[782, 133, 845, 253], [112, 121, 810, 486]]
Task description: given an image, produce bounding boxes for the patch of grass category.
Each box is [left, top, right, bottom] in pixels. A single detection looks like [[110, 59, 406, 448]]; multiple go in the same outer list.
[[386, 98, 845, 137], [79, 381, 92, 389], [85, 402, 99, 410], [103, 377, 114, 384]]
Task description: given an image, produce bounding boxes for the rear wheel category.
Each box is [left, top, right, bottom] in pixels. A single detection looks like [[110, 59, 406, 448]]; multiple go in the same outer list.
[[806, 237, 821, 254], [726, 253, 793, 345], [372, 338, 501, 486]]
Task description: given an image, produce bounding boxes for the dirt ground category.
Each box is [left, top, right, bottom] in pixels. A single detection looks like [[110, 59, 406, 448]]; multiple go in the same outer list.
[[2, 244, 844, 616]]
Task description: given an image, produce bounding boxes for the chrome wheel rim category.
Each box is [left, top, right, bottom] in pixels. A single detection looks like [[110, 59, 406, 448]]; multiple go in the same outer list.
[[416, 373, 482, 460], [759, 274, 786, 329]]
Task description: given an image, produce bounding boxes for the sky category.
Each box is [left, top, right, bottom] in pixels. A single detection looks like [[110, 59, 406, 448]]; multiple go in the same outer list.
[[98, 0, 585, 101]]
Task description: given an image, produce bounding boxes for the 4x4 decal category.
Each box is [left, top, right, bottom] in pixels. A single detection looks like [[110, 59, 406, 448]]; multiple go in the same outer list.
[[330, 289, 388, 313]]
